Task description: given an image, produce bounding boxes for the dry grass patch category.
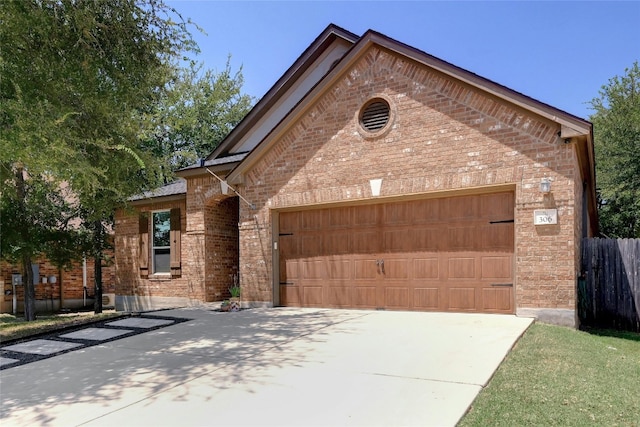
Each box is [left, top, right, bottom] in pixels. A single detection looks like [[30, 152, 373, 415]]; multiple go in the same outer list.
[[0, 311, 121, 342]]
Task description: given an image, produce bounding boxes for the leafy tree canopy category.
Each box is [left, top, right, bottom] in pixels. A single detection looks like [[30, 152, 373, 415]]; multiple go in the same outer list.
[[143, 58, 254, 180], [0, 0, 198, 318], [590, 62, 640, 238]]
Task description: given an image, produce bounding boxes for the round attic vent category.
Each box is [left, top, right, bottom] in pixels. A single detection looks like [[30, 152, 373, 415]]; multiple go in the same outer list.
[[359, 99, 391, 132]]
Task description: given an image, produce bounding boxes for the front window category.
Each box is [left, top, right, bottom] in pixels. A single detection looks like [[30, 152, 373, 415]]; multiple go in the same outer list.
[[152, 211, 171, 273]]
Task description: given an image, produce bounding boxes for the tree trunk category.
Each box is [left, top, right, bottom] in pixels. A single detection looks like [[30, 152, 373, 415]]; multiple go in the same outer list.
[[16, 167, 37, 321], [21, 254, 36, 321], [93, 220, 103, 314]]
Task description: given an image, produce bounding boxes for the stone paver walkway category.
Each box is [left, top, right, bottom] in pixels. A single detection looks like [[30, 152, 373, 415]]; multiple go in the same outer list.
[[0, 315, 187, 370]]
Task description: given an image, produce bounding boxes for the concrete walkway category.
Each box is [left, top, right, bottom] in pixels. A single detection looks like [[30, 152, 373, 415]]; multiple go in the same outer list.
[[0, 307, 532, 426]]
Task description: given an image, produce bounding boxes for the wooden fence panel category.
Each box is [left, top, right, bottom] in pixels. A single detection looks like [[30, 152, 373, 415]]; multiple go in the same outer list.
[[580, 238, 640, 332]]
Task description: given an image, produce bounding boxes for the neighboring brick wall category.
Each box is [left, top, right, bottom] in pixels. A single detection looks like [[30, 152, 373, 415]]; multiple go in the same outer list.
[[237, 45, 582, 314], [1, 255, 114, 313]]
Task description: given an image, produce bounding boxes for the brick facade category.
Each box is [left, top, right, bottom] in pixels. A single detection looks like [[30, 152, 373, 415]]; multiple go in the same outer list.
[[1, 255, 115, 313], [113, 27, 595, 326], [234, 45, 593, 325]]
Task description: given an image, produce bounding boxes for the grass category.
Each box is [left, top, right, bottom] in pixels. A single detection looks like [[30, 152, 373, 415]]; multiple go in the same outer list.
[[459, 323, 640, 427], [0, 310, 121, 343]]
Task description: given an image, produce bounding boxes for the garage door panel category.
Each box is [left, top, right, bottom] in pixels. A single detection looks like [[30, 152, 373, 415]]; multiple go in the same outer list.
[[278, 192, 514, 314], [300, 235, 323, 256], [413, 228, 442, 251], [481, 256, 512, 280], [353, 231, 379, 253], [481, 224, 514, 250], [279, 234, 298, 254], [414, 288, 440, 309], [354, 204, 378, 225], [280, 284, 300, 305], [448, 257, 476, 279], [353, 287, 377, 307], [448, 226, 480, 250], [414, 258, 440, 279], [448, 197, 479, 219], [354, 259, 378, 280], [302, 259, 328, 280], [482, 287, 513, 312], [385, 287, 410, 308], [302, 210, 325, 230], [448, 288, 477, 310], [480, 192, 514, 218], [328, 259, 351, 279], [302, 286, 323, 306], [411, 198, 441, 223], [381, 258, 409, 279], [383, 229, 411, 252], [384, 202, 410, 225], [326, 232, 350, 254], [280, 259, 299, 282], [328, 287, 351, 307], [329, 206, 351, 228], [279, 212, 299, 234]]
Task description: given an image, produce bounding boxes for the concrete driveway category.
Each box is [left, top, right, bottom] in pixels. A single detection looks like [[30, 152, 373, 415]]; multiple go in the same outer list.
[[0, 307, 532, 426]]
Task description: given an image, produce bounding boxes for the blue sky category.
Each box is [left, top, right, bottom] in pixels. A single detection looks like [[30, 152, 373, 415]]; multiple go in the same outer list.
[[167, 1, 639, 120]]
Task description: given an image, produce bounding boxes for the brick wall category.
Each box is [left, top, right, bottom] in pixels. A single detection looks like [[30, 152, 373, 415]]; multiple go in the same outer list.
[[205, 196, 239, 301], [1, 255, 114, 313], [186, 175, 239, 302], [237, 45, 582, 315]]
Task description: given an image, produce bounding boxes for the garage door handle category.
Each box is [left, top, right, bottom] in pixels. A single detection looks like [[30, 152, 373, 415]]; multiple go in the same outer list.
[[491, 283, 513, 287], [376, 259, 385, 274]]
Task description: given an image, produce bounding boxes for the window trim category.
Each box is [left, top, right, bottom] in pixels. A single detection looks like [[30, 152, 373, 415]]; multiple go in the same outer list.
[[139, 207, 181, 279], [151, 209, 171, 275]]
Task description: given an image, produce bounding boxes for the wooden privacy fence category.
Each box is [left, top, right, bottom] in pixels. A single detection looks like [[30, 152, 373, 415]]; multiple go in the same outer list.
[[580, 238, 640, 332]]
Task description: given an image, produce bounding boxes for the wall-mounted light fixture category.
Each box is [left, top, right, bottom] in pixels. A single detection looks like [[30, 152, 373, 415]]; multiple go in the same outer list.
[[540, 177, 551, 194]]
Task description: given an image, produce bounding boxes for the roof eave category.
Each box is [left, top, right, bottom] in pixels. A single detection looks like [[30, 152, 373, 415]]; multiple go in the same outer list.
[[206, 24, 359, 161], [129, 193, 186, 206], [176, 161, 242, 178]]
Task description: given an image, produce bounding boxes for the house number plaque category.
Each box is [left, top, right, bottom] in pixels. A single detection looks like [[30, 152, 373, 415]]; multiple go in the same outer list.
[[534, 209, 558, 225]]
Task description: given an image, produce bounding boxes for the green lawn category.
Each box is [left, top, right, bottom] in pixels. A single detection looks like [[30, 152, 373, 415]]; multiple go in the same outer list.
[[0, 311, 120, 342], [459, 323, 640, 426]]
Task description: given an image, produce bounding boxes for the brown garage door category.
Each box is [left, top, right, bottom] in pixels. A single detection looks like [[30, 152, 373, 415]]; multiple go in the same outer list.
[[278, 191, 514, 313]]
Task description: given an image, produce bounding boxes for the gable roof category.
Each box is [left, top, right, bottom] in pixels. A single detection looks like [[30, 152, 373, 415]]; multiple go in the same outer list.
[[228, 28, 594, 184], [221, 26, 596, 232], [130, 179, 186, 203], [205, 24, 359, 161]]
